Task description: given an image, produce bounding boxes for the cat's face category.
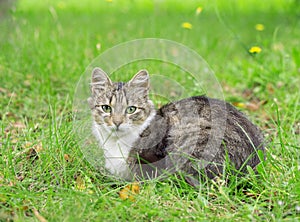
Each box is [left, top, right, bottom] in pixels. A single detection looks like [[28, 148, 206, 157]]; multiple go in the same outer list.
[[88, 68, 155, 134]]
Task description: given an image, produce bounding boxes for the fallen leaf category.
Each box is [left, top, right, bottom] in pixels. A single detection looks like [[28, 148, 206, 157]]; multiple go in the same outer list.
[[7, 92, 17, 98], [26, 74, 34, 79], [233, 101, 263, 111], [276, 81, 284, 88], [119, 186, 130, 200], [245, 102, 260, 111], [294, 122, 300, 135], [0, 87, 8, 93], [25, 142, 43, 162], [34, 143, 43, 153], [119, 182, 140, 201], [13, 122, 26, 129], [244, 191, 259, 198], [266, 83, 275, 94], [27, 148, 38, 161], [32, 207, 48, 222], [64, 154, 72, 162], [24, 80, 31, 87], [75, 175, 86, 190]]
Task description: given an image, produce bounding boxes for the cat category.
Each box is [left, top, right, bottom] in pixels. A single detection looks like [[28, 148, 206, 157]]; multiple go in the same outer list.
[[88, 67, 265, 184]]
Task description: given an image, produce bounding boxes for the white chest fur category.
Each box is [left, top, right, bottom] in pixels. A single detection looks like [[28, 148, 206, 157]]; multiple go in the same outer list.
[[92, 123, 138, 178], [92, 111, 155, 179]]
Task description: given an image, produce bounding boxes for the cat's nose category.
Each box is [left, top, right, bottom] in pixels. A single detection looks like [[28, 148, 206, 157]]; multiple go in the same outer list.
[[113, 119, 122, 129]]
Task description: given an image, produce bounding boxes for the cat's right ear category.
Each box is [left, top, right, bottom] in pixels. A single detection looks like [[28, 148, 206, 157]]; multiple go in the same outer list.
[[90, 67, 112, 94]]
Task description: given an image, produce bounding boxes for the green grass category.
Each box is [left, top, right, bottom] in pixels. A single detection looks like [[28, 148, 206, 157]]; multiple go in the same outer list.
[[1, 0, 300, 221]]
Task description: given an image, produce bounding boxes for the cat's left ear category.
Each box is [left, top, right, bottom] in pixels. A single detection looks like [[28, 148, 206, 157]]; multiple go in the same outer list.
[[128, 70, 150, 91], [90, 67, 112, 94]]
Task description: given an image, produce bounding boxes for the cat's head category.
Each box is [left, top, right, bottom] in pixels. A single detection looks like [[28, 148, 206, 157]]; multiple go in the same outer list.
[[88, 67, 155, 133]]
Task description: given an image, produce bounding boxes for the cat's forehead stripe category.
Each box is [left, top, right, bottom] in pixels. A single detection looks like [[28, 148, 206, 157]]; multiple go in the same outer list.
[[117, 82, 124, 91], [110, 85, 127, 106]]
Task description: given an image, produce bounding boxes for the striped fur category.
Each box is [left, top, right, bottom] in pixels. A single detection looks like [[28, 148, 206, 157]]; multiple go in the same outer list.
[[88, 68, 155, 177], [88, 68, 265, 184]]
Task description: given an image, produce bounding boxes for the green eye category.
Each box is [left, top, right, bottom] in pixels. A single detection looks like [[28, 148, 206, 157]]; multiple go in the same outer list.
[[126, 106, 137, 114], [101, 105, 112, 113]]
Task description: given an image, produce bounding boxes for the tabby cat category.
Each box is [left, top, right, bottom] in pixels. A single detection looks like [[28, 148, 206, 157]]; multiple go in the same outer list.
[[88, 67, 264, 183]]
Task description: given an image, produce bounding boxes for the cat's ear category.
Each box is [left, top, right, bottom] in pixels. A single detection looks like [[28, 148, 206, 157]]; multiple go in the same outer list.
[[128, 69, 150, 90], [90, 67, 112, 93]]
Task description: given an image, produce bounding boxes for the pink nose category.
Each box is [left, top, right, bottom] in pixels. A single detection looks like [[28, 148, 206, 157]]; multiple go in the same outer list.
[[113, 120, 122, 127], [112, 118, 123, 129]]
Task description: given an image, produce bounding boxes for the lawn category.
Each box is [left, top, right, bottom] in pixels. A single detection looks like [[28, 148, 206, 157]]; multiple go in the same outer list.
[[1, 0, 300, 221]]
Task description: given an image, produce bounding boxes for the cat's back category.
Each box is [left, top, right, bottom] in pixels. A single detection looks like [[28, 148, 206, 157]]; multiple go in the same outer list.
[[160, 95, 264, 177], [130, 95, 264, 180], [160, 95, 263, 146]]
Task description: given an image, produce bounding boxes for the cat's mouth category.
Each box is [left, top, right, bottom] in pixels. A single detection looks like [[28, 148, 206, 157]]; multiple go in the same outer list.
[[111, 126, 125, 133], [112, 127, 120, 132], [101, 124, 126, 135], [101, 123, 131, 136]]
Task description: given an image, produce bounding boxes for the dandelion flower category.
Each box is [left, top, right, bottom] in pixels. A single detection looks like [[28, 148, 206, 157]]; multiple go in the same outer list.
[[234, 102, 246, 109], [255, 24, 265, 31], [196, 7, 203, 15], [182, 22, 192, 30], [249, 46, 262, 54], [96, 43, 101, 50]]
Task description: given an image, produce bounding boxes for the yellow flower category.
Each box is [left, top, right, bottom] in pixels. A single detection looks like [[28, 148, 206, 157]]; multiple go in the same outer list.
[[181, 22, 192, 30], [233, 102, 246, 109], [249, 46, 262, 54], [255, 24, 265, 31], [196, 7, 203, 15]]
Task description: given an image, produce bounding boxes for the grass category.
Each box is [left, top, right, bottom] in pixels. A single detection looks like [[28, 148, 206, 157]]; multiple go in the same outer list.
[[1, 0, 300, 221]]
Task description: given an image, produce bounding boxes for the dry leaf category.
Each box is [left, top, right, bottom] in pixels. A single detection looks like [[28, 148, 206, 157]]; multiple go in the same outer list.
[[34, 143, 43, 153], [233, 101, 262, 111], [25, 142, 43, 161], [64, 154, 72, 162], [244, 191, 259, 198], [75, 175, 86, 190], [7, 92, 17, 98], [32, 207, 48, 222], [24, 80, 31, 87], [13, 122, 26, 129], [294, 122, 300, 135], [266, 83, 275, 94], [245, 102, 260, 111], [276, 81, 284, 88], [27, 148, 38, 161], [119, 182, 140, 201], [26, 74, 33, 79], [0, 87, 8, 93]]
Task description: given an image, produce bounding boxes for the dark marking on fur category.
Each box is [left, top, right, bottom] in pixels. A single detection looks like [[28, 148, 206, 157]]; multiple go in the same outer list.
[[117, 82, 124, 91]]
